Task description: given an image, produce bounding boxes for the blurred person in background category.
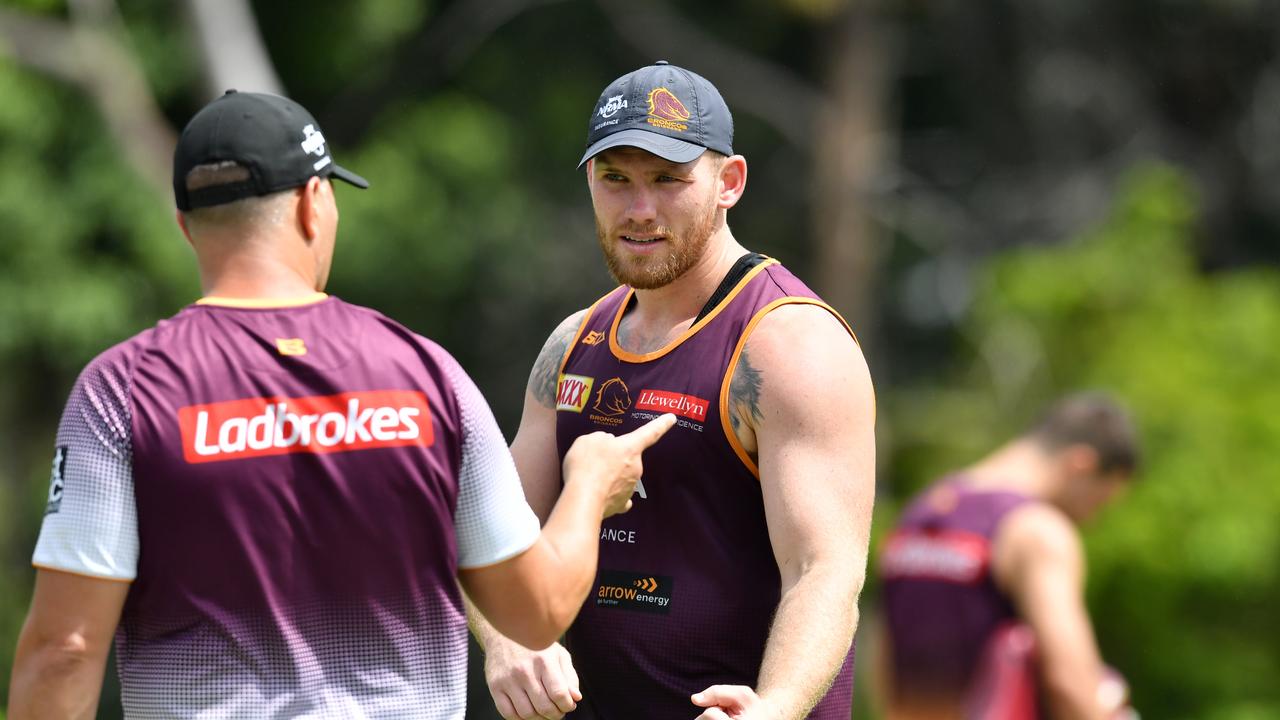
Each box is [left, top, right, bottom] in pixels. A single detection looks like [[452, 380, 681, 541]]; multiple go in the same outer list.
[[466, 61, 876, 720], [7, 89, 674, 720], [875, 392, 1141, 720]]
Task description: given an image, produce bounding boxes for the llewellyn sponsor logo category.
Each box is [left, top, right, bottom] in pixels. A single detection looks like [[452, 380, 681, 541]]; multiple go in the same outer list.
[[178, 390, 433, 464], [556, 374, 595, 413], [635, 389, 709, 422], [596, 569, 673, 614]]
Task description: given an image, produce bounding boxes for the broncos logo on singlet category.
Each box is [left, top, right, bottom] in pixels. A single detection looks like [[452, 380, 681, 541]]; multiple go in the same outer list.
[[592, 378, 632, 416]]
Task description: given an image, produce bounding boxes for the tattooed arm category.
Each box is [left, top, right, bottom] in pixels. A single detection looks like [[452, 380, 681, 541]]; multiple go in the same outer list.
[[702, 305, 875, 719], [469, 309, 589, 720], [727, 346, 765, 451], [510, 309, 588, 521]]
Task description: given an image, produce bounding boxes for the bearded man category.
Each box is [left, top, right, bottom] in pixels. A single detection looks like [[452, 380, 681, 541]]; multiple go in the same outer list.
[[468, 61, 877, 720]]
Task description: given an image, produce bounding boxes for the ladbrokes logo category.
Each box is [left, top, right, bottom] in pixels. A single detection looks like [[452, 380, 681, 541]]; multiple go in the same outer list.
[[589, 377, 631, 426], [635, 389, 709, 422], [556, 374, 595, 413], [646, 87, 691, 132], [178, 390, 433, 464], [596, 569, 673, 614]]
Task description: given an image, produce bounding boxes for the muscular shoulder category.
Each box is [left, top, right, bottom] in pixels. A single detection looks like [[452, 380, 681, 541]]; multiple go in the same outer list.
[[527, 309, 589, 409], [727, 303, 872, 452], [993, 503, 1085, 590], [748, 304, 861, 373]]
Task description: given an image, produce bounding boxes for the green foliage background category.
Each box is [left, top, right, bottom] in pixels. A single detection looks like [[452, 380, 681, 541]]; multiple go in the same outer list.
[[1, 1, 1278, 718], [882, 167, 1280, 718]]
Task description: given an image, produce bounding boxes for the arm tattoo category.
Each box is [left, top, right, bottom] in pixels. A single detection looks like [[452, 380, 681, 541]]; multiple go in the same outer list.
[[528, 311, 586, 408], [729, 347, 764, 432]]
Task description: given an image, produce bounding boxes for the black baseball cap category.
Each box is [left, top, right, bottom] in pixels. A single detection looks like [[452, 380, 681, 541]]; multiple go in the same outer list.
[[174, 90, 369, 211], [578, 61, 733, 169]]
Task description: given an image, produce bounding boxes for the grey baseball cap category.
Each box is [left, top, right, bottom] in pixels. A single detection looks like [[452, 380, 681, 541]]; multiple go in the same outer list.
[[578, 61, 734, 169]]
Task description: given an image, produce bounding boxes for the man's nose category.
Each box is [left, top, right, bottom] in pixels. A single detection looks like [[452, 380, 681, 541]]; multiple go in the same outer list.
[[625, 186, 658, 224]]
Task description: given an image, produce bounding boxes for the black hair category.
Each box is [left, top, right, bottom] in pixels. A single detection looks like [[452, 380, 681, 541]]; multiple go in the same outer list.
[[1027, 392, 1141, 475]]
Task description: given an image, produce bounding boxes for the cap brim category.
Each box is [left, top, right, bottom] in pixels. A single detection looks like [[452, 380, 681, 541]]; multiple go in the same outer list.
[[577, 129, 706, 169], [330, 164, 370, 189]]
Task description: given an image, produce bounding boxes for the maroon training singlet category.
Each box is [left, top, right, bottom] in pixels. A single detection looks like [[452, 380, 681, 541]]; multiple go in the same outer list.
[[553, 259, 857, 719], [879, 476, 1035, 705]]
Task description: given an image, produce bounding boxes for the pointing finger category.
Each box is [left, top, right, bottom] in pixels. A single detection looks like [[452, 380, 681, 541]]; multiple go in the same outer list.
[[623, 413, 677, 449]]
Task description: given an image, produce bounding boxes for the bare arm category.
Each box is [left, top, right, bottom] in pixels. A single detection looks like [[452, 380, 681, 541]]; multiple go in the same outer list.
[[510, 310, 586, 522], [994, 505, 1108, 720], [467, 310, 585, 653], [701, 304, 876, 717], [8, 569, 130, 719], [466, 310, 595, 720]]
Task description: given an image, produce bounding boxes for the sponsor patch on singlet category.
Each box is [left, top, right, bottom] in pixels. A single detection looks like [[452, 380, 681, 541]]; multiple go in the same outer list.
[[556, 374, 595, 413], [879, 529, 991, 584], [595, 570, 674, 614], [634, 389, 709, 422], [177, 390, 433, 463]]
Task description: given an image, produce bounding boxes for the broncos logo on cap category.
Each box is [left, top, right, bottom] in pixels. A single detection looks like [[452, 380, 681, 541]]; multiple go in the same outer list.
[[592, 378, 632, 416], [646, 88, 691, 132]]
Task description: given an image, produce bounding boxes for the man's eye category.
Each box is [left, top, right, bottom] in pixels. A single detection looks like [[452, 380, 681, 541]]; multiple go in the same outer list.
[[604, 173, 626, 182]]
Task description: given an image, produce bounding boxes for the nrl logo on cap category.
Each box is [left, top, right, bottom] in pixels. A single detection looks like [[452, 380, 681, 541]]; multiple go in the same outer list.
[[598, 94, 628, 119], [646, 87, 690, 132], [300, 124, 332, 171]]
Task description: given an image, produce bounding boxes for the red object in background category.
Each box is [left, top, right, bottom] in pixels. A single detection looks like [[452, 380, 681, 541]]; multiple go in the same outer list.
[[965, 622, 1040, 719], [964, 622, 1140, 720]]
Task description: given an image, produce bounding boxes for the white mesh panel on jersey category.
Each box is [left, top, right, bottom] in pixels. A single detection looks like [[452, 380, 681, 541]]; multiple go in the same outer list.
[[32, 351, 139, 580], [442, 356, 540, 569]]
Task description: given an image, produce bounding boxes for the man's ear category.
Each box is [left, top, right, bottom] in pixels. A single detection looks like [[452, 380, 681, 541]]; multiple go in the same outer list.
[[297, 177, 324, 242], [1061, 443, 1102, 478], [717, 155, 747, 209], [176, 210, 194, 246]]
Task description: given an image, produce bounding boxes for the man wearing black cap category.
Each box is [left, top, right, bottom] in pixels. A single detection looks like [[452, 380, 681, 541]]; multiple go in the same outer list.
[[8, 90, 674, 719], [468, 63, 876, 719]]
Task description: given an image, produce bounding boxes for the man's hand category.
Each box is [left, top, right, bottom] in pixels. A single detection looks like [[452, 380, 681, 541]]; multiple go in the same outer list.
[[485, 640, 581, 720], [562, 413, 676, 517], [691, 685, 778, 720]]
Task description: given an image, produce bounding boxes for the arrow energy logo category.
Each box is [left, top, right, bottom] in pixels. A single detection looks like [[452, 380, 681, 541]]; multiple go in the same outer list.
[[596, 569, 673, 614]]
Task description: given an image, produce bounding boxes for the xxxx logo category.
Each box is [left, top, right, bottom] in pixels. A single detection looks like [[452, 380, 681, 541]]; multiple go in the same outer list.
[[633, 577, 658, 593], [556, 374, 595, 413]]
